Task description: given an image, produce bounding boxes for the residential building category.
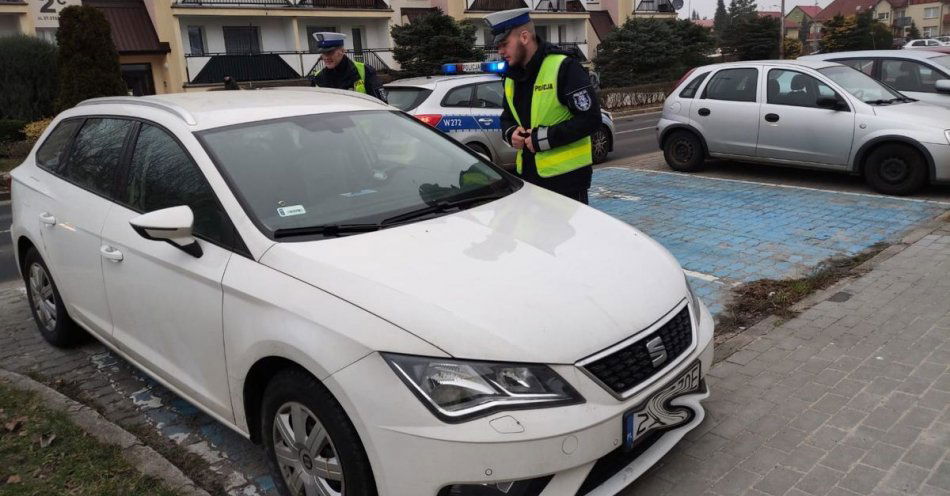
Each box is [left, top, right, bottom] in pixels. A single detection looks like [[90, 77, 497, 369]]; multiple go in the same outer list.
[[814, 0, 948, 40], [0, 0, 33, 38], [784, 5, 821, 51]]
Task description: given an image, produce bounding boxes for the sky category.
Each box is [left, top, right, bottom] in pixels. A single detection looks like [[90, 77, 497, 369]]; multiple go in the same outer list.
[[679, 0, 834, 20]]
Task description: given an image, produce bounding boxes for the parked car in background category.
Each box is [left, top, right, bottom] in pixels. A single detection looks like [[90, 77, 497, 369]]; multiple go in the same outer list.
[[904, 39, 946, 49], [936, 36, 950, 45], [385, 62, 615, 168], [657, 60, 950, 195], [800, 50, 950, 108], [10, 88, 714, 496]]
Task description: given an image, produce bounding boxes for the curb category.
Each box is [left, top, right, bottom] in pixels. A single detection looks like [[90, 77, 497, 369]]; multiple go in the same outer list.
[[0, 368, 211, 496], [712, 211, 950, 364]]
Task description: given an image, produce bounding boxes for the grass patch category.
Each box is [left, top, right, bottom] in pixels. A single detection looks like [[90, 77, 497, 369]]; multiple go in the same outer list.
[[715, 243, 888, 336], [0, 379, 181, 496]]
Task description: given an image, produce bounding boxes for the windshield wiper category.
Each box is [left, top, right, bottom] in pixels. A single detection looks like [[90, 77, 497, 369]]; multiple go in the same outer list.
[[380, 191, 509, 225], [273, 223, 381, 239]]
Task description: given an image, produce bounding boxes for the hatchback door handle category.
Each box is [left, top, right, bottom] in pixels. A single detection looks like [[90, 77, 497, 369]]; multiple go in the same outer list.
[[477, 118, 494, 126], [99, 245, 123, 262], [765, 113, 780, 123], [698, 108, 711, 116], [39, 212, 56, 226]]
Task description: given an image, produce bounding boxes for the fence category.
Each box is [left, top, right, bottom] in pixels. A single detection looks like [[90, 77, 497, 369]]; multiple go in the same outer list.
[[597, 81, 674, 110]]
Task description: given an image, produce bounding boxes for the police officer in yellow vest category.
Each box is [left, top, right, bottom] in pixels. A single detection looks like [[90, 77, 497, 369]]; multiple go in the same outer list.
[[309, 32, 385, 101], [489, 8, 600, 204]]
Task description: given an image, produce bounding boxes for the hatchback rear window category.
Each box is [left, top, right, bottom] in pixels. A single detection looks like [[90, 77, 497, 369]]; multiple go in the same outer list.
[[386, 87, 432, 111], [679, 72, 709, 98]]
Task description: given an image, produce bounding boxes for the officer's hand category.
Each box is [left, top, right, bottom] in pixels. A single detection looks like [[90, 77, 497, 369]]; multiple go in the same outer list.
[[524, 130, 536, 153], [511, 127, 528, 150]]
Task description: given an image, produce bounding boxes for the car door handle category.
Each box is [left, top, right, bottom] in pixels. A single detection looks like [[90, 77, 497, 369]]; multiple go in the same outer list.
[[765, 113, 780, 123], [99, 245, 123, 262], [477, 118, 494, 126], [698, 108, 711, 116], [39, 212, 56, 226]]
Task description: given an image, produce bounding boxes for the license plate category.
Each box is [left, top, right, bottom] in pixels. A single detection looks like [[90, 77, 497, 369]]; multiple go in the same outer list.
[[623, 361, 703, 450]]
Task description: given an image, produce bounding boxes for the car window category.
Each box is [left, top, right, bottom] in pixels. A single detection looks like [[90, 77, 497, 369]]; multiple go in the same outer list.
[[474, 82, 504, 108], [933, 55, 950, 71], [702, 68, 758, 102], [679, 72, 709, 98], [123, 123, 236, 249], [385, 87, 432, 111], [197, 111, 512, 237], [881, 59, 943, 92], [442, 85, 473, 107], [835, 59, 875, 76], [63, 118, 135, 198], [913, 41, 926, 46], [35, 119, 82, 174], [818, 66, 903, 103], [767, 69, 841, 108]]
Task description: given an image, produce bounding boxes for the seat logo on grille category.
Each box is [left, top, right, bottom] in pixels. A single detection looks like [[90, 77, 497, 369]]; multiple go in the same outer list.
[[646, 337, 668, 368]]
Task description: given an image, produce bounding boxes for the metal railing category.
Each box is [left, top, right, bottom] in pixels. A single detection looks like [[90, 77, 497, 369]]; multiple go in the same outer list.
[[474, 42, 587, 62], [176, 0, 388, 7], [533, 0, 585, 12], [184, 49, 391, 85]]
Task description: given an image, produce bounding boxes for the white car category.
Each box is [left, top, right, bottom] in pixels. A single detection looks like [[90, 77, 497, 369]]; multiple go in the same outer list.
[[801, 49, 950, 108], [657, 59, 950, 195], [904, 38, 946, 49], [10, 89, 714, 496]]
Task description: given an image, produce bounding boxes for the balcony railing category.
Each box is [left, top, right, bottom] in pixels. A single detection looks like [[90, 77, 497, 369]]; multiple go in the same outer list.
[[184, 49, 391, 85], [533, 0, 586, 12], [176, 0, 388, 7]]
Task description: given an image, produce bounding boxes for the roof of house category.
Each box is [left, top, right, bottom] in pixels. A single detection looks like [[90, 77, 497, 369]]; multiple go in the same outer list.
[[796, 5, 822, 17], [813, 0, 877, 21], [83, 0, 169, 55], [589, 10, 616, 40], [692, 18, 714, 28]]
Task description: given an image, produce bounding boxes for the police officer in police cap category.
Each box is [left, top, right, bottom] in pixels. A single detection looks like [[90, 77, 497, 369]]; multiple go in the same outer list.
[[309, 32, 385, 101], [489, 8, 600, 204]]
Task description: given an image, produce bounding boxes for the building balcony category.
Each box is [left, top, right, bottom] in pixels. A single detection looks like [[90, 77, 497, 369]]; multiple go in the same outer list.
[[466, 0, 588, 12], [175, 0, 389, 9], [184, 49, 390, 85]]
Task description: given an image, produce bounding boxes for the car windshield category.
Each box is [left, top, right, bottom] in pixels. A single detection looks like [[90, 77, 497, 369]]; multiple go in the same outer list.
[[932, 55, 950, 71], [197, 110, 515, 238], [818, 66, 905, 104], [385, 87, 431, 111]]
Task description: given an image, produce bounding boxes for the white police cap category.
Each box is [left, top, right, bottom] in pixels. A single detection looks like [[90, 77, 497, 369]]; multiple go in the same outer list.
[[484, 8, 531, 45], [311, 32, 346, 54]]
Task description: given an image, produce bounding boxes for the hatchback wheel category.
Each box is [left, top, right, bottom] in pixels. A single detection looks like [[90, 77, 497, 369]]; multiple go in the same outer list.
[[22, 248, 83, 347], [863, 143, 927, 196], [663, 130, 705, 172], [262, 369, 376, 496], [592, 126, 611, 164]]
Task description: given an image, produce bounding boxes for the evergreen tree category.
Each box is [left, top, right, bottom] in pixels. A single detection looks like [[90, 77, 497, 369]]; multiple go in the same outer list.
[[391, 9, 484, 77], [0, 35, 58, 121], [819, 13, 892, 52], [55, 6, 126, 111], [593, 18, 713, 88], [713, 0, 730, 37], [691, 9, 700, 20], [907, 21, 920, 40], [728, 14, 780, 60], [799, 16, 811, 45]]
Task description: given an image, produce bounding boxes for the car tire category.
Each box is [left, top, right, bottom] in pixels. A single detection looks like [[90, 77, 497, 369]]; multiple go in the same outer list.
[[261, 368, 377, 496], [592, 125, 611, 164], [863, 143, 927, 196], [22, 248, 84, 347], [663, 130, 706, 172], [467, 142, 492, 163]]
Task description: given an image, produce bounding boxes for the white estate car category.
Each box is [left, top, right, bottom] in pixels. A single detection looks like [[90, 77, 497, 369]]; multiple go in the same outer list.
[[10, 89, 714, 496], [657, 60, 950, 195]]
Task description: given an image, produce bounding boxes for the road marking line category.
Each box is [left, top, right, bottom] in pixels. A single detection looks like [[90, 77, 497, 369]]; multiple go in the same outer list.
[[0, 229, 10, 234], [0, 200, 10, 207], [614, 111, 662, 120], [601, 167, 950, 206], [684, 270, 720, 282], [615, 126, 656, 135]]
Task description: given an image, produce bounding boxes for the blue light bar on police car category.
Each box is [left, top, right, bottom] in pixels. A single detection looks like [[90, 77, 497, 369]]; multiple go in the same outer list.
[[441, 61, 507, 75]]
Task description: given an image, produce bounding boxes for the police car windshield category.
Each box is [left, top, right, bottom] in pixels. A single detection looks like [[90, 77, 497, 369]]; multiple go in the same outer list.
[[197, 110, 515, 239]]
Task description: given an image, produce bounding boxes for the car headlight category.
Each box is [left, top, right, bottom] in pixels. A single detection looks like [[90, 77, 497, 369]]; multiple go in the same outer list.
[[945, 129, 950, 144], [685, 274, 702, 315], [383, 353, 584, 422]]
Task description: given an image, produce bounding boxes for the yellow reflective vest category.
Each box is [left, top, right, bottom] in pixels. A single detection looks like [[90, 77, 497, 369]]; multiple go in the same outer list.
[[504, 54, 593, 178], [312, 60, 367, 94]]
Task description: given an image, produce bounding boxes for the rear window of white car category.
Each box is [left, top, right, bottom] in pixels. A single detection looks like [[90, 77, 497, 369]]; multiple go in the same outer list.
[[385, 87, 432, 111]]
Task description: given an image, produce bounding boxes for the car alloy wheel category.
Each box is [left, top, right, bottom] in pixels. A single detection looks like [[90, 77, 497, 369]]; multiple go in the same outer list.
[[273, 401, 345, 496], [29, 263, 57, 332]]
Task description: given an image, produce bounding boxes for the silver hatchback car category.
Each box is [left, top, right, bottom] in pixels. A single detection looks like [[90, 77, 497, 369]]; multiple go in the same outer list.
[[385, 70, 615, 169], [657, 60, 950, 195]]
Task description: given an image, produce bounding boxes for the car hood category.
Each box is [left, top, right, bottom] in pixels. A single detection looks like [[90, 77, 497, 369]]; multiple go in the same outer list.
[[873, 101, 950, 128], [259, 184, 688, 364]]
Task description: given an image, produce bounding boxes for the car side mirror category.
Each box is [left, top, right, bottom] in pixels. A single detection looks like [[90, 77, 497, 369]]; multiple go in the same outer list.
[[816, 95, 844, 110], [936, 80, 950, 94], [129, 206, 203, 258]]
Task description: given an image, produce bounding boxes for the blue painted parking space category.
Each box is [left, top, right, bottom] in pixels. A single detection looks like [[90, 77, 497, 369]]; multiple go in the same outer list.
[[590, 168, 949, 315]]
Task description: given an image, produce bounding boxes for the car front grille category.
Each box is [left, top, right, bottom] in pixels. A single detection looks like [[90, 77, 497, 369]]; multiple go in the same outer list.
[[582, 306, 693, 396]]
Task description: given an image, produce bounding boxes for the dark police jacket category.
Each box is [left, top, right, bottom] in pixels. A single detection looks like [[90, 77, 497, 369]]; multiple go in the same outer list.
[[500, 41, 601, 195], [310, 55, 386, 102]]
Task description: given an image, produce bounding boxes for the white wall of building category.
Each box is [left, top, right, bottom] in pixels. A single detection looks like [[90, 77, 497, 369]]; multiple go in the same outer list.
[[296, 18, 391, 50], [178, 16, 296, 55]]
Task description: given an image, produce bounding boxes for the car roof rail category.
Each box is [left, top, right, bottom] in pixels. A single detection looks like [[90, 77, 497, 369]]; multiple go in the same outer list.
[[261, 86, 385, 106], [76, 97, 198, 126]]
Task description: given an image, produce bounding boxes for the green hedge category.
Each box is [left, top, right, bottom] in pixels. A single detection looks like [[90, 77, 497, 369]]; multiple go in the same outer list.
[[0, 36, 58, 121], [0, 120, 27, 142]]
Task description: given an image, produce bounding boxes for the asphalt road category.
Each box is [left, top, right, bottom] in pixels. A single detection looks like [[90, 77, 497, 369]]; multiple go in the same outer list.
[[1, 202, 15, 283], [605, 111, 662, 164]]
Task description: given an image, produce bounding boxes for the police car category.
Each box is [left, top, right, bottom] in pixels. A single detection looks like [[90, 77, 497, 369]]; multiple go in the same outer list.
[[385, 61, 615, 168]]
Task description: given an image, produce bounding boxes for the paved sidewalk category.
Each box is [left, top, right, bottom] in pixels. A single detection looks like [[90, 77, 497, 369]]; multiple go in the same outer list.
[[621, 221, 950, 496]]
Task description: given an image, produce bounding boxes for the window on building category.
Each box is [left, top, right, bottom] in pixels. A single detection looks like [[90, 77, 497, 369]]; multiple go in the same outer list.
[[223, 26, 261, 55], [557, 24, 567, 43], [482, 28, 493, 46], [306, 26, 337, 53], [922, 26, 937, 38], [877, 12, 889, 20], [36, 28, 57, 45], [923, 7, 938, 18], [187, 26, 206, 55]]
